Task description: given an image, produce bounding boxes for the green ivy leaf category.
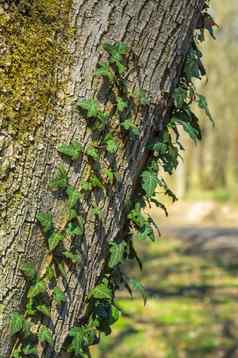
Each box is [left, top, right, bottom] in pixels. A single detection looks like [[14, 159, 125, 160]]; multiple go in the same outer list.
[[141, 170, 158, 198], [9, 312, 25, 336], [196, 94, 214, 124], [66, 185, 81, 209], [96, 62, 114, 82], [57, 261, 67, 278], [11, 348, 22, 358], [91, 207, 102, 218], [36, 211, 54, 235], [45, 264, 55, 281], [128, 203, 146, 228], [103, 42, 128, 60], [111, 305, 121, 323], [57, 142, 82, 160], [27, 280, 46, 299], [36, 304, 51, 318], [38, 326, 53, 346], [121, 119, 139, 136], [67, 208, 78, 221], [89, 278, 112, 301], [183, 47, 202, 80], [49, 165, 69, 190], [109, 241, 127, 268], [172, 114, 201, 143], [21, 262, 37, 282], [103, 168, 114, 184], [173, 87, 187, 109], [129, 278, 147, 305], [103, 42, 128, 74], [134, 224, 155, 242], [104, 133, 118, 154], [63, 250, 81, 264], [22, 345, 37, 356], [116, 97, 128, 112], [48, 232, 64, 252], [78, 99, 99, 118], [68, 326, 96, 354], [25, 302, 36, 317], [68, 327, 84, 354], [66, 222, 83, 238], [80, 180, 92, 192], [53, 287, 65, 304], [93, 301, 121, 334], [86, 146, 100, 161], [90, 174, 104, 190]]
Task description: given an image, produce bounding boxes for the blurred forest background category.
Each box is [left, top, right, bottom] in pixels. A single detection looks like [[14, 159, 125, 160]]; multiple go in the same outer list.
[[94, 1, 238, 357], [175, 0, 238, 202]]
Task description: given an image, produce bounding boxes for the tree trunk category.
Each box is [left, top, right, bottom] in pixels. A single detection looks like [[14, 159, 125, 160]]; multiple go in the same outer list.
[[0, 0, 205, 355]]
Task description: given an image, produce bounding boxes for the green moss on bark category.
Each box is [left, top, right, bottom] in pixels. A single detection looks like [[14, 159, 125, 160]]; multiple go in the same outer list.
[[0, 0, 72, 138]]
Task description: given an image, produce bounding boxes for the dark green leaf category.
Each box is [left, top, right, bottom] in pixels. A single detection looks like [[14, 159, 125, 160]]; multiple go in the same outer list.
[[22, 345, 37, 356], [173, 87, 187, 109], [121, 119, 139, 136], [53, 287, 65, 304], [27, 280, 46, 299], [48, 232, 64, 251], [80, 180, 92, 192], [11, 348, 22, 358], [103, 168, 114, 184], [104, 133, 118, 154], [141, 170, 158, 198], [38, 326, 53, 346], [91, 207, 102, 217], [36, 304, 51, 318], [78, 99, 99, 118], [196, 94, 214, 124], [10, 312, 25, 336], [21, 262, 37, 282], [89, 278, 112, 301], [134, 225, 155, 242], [25, 302, 36, 317], [96, 62, 114, 82], [63, 250, 81, 264], [67, 208, 78, 221], [36, 211, 54, 235], [103, 41, 127, 74], [57, 142, 82, 160], [23, 344, 37, 356], [86, 146, 100, 161], [116, 97, 128, 112], [129, 278, 147, 305], [66, 185, 81, 209], [49, 165, 69, 190], [66, 222, 83, 238], [90, 174, 104, 190], [128, 203, 146, 228], [68, 326, 96, 354], [57, 261, 67, 278], [109, 241, 127, 268]]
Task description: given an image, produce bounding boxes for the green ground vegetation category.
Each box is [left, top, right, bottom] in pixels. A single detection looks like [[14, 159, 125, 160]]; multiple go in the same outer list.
[[95, 237, 238, 357]]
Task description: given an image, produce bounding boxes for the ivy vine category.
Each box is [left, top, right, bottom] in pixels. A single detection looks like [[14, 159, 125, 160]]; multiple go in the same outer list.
[[8, 2, 216, 356]]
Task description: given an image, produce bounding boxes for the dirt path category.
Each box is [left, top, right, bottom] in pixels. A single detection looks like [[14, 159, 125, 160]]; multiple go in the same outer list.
[[150, 200, 238, 268]]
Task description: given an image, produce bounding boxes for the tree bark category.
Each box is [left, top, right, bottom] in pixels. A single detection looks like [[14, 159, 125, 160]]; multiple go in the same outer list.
[[0, 0, 205, 355]]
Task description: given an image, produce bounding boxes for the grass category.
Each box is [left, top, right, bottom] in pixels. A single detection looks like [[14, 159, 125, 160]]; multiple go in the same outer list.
[[93, 237, 238, 357]]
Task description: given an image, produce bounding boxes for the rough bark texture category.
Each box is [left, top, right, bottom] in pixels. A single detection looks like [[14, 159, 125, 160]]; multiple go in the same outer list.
[[0, 0, 205, 355]]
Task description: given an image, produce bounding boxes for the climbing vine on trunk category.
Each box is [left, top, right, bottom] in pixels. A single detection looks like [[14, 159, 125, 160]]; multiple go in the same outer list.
[[6, 1, 217, 356]]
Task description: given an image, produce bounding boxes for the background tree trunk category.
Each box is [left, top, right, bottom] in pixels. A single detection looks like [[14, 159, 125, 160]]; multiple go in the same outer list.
[[0, 0, 205, 355]]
